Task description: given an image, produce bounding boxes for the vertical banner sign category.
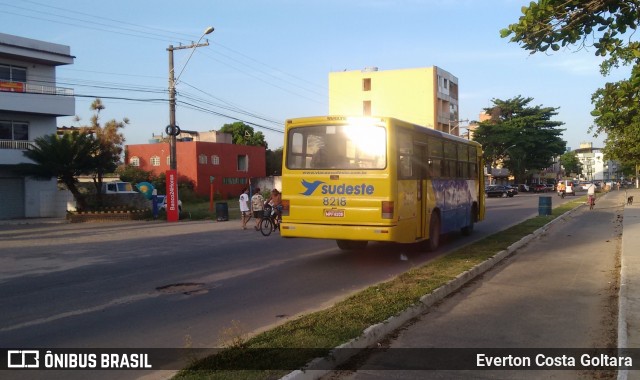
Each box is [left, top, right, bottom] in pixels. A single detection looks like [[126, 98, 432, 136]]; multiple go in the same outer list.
[[165, 170, 179, 222]]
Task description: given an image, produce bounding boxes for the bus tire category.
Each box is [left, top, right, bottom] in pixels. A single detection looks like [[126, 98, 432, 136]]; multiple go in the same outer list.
[[427, 213, 440, 251], [336, 240, 368, 251], [461, 206, 476, 236]]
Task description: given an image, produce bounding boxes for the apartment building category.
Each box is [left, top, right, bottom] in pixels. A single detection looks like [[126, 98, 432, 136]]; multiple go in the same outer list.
[[328, 66, 460, 135], [573, 142, 619, 181], [0, 33, 75, 219]]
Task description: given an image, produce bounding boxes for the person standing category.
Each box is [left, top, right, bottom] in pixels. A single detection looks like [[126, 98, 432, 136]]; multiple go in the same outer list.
[[587, 183, 596, 210], [251, 187, 264, 231], [239, 188, 250, 229]]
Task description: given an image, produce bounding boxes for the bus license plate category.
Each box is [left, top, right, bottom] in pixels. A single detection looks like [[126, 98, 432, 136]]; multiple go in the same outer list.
[[324, 209, 345, 217]]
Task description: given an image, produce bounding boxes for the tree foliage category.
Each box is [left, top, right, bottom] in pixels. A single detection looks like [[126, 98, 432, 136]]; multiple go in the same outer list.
[[501, 0, 640, 168], [219, 122, 267, 147], [559, 151, 582, 176], [472, 96, 566, 183], [16, 132, 100, 210], [76, 98, 128, 200], [266, 147, 283, 176]]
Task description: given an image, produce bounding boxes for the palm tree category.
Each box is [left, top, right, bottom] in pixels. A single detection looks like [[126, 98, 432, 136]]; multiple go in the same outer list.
[[16, 132, 99, 210]]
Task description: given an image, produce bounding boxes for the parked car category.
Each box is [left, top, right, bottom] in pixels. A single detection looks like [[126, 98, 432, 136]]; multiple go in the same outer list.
[[507, 185, 519, 195], [517, 184, 530, 193], [156, 195, 182, 212], [486, 185, 516, 198], [102, 181, 138, 194], [532, 184, 547, 193], [545, 183, 555, 192]]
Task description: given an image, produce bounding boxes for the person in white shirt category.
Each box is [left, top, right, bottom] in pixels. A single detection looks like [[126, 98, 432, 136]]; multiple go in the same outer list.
[[587, 183, 596, 210], [239, 188, 250, 229], [251, 187, 264, 231]]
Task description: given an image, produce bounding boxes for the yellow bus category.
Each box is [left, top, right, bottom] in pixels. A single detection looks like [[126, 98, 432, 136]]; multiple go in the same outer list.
[[280, 116, 485, 251]]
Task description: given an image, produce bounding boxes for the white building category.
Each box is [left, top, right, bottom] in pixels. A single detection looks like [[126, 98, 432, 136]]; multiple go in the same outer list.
[[0, 33, 75, 219], [573, 142, 619, 182]]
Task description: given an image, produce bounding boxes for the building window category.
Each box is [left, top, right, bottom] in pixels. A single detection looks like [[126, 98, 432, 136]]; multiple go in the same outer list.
[[0, 120, 28, 140], [150, 156, 160, 166], [362, 78, 371, 91], [130, 156, 140, 167], [237, 155, 248, 171], [166, 156, 171, 165], [198, 154, 208, 164], [212, 155, 220, 165], [363, 101, 372, 116], [0, 64, 27, 82], [223, 177, 248, 185]]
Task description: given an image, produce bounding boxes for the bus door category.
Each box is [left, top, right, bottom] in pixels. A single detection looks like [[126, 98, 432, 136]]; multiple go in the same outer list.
[[414, 143, 429, 239]]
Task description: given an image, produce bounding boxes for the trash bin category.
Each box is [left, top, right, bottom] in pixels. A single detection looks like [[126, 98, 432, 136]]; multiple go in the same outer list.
[[538, 196, 552, 216], [216, 202, 229, 221]]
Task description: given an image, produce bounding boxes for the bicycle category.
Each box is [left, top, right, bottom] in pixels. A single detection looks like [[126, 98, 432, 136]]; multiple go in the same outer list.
[[259, 204, 281, 236]]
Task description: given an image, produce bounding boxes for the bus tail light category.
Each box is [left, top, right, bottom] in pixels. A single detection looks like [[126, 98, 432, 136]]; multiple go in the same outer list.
[[381, 201, 394, 219], [281, 199, 290, 216]]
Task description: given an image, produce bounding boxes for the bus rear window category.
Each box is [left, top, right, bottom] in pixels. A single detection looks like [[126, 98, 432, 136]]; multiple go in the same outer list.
[[286, 124, 386, 170]]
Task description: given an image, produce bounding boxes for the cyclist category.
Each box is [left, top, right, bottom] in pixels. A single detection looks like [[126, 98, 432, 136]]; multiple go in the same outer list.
[[266, 189, 282, 229], [586, 182, 596, 210], [557, 181, 566, 198]]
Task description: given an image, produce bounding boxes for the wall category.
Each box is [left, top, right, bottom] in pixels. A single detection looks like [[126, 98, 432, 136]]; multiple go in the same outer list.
[[126, 141, 267, 198], [329, 67, 453, 131]]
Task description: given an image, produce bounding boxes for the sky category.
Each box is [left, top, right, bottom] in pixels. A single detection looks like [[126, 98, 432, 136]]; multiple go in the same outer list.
[[1, 0, 630, 151]]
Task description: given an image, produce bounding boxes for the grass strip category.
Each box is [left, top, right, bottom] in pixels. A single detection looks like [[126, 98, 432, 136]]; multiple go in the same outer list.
[[174, 197, 587, 380]]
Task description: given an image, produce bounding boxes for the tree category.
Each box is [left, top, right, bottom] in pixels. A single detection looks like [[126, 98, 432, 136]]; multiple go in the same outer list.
[[219, 122, 267, 147], [472, 96, 566, 184], [501, 0, 640, 170], [16, 132, 100, 210], [559, 151, 582, 177], [266, 147, 283, 176], [76, 99, 128, 202], [591, 73, 640, 168], [117, 165, 156, 185]]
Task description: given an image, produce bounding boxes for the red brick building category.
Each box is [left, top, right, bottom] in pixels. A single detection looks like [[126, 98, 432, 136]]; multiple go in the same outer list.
[[125, 141, 266, 198]]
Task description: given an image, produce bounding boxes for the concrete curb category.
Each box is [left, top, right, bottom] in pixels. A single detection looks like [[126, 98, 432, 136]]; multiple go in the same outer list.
[[282, 201, 586, 380], [618, 188, 640, 380]]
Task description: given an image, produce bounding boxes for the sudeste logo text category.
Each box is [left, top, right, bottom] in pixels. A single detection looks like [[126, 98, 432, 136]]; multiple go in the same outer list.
[[300, 180, 374, 196]]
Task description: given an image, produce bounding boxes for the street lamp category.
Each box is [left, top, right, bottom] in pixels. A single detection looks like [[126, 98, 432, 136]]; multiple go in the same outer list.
[[165, 26, 213, 222]]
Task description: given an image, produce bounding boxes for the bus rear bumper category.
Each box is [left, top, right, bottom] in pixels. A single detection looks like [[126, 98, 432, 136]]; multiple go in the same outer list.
[[280, 222, 413, 243]]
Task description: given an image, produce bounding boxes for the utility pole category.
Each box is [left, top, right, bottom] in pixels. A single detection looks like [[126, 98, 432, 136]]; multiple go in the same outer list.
[[167, 40, 210, 171], [165, 26, 213, 222]]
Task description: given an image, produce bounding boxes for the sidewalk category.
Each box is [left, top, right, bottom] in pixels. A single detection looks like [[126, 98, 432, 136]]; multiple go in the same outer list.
[[299, 188, 637, 380]]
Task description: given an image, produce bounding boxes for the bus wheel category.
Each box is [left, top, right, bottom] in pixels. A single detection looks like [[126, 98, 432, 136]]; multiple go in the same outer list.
[[427, 213, 441, 251], [461, 207, 475, 236], [336, 240, 368, 251]]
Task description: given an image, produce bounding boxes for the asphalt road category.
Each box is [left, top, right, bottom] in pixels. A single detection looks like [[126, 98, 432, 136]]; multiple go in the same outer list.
[[0, 191, 578, 377]]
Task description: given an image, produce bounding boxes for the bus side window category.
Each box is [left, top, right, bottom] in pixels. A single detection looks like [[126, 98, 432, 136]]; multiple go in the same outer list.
[[398, 132, 413, 179], [458, 143, 469, 179], [428, 138, 443, 178], [468, 146, 478, 180], [443, 141, 456, 178]]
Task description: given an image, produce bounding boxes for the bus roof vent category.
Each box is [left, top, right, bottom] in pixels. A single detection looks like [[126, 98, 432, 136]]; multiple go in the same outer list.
[[362, 66, 379, 72]]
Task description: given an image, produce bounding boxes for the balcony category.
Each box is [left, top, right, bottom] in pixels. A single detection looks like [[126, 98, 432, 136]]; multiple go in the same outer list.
[[0, 140, 34, 150], [0, 140, 35, 166], [0, 80, 75, 116]]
